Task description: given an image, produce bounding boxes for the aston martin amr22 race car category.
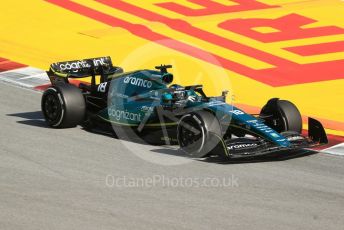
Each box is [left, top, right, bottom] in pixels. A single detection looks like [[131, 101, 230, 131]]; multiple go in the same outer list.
[[41, 56, 328, 158]]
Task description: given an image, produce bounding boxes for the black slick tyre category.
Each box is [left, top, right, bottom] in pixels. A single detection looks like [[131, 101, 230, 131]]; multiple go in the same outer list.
[[260, 99, 302, 134], [177, 110, 223, 158], [41, 84, 86, 128]]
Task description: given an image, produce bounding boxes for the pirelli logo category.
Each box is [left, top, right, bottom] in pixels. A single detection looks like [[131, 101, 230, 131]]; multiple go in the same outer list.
[[45, 0, 344, 86]]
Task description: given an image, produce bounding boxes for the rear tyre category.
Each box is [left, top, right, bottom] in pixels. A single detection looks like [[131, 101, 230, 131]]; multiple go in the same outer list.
[[177, 110, 223, 158], [260, 99, 302, 134], [41, 84, 86, 128]]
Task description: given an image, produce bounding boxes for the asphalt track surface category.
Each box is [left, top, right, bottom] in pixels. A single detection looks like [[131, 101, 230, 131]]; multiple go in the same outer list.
[[0, 82, 343, 230]]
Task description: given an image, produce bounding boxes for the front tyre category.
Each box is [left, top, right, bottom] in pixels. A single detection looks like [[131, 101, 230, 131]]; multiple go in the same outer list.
[[177, 110, 223, 158], [260, 98, 302, 134], [41, 84, 86, 128]]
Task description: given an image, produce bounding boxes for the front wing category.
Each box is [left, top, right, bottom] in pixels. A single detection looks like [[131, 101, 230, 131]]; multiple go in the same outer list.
[[218, 118, 328, 158]]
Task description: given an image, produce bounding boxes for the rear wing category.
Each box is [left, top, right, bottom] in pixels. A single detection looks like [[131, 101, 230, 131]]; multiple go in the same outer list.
[[47, 56, 123, 85]]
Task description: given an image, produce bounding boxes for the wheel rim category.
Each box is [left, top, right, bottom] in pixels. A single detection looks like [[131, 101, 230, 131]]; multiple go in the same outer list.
[[261, 107, 287, 133], [43, 94, 62, 122], [272, 113, 287, 132], [178, 116, 204, 153]]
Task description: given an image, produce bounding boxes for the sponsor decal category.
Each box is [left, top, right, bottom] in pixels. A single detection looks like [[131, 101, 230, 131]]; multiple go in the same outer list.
[[270, 133, 280, 138], [93, 57, 108, 66], [287, 136, 304, 141], [207, 101, 225, 106], [58, 57, 108, 71], [231, 109, 245, 115], [123, 76, 152, 88], [227, 143, 258, 150], [248, 120, 276, 136], [97, 82, 108, 93], [276, 139, 287, 142], [140, 106, 154, 113], [59, 61, 88, 71], [108, 108, 142, 122]]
